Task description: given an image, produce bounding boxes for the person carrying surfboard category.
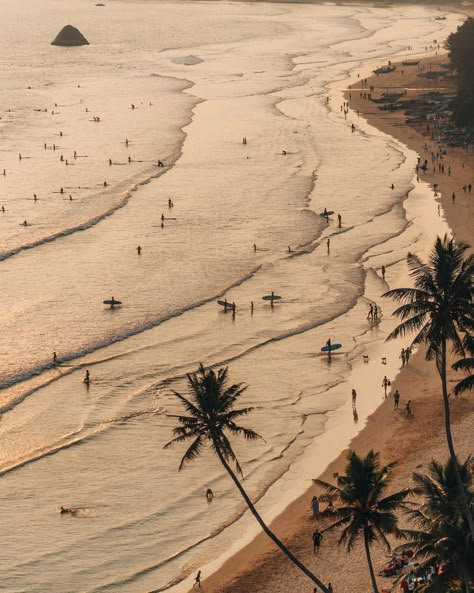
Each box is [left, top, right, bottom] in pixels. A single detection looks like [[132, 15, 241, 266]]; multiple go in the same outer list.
[[326, 338, 332, 361]]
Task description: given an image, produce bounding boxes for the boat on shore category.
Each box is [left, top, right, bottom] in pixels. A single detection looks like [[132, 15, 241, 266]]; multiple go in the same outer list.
[[373, 65, 396, 75], [402, 60, 420, 66]]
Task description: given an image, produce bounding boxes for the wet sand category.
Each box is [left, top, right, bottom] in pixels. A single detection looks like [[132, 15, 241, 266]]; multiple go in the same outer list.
[[186, 53, 474, 593]]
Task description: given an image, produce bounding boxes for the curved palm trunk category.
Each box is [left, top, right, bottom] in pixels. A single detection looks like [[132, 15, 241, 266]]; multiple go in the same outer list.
[[214, 446, 331, 593], [363, 527, 379, 593], [439, 339, 474, 540]]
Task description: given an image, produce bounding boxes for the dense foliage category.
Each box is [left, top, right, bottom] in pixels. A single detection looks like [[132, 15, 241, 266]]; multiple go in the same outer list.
[[399, 459, 474, 593], [446, 18, 474, 126]]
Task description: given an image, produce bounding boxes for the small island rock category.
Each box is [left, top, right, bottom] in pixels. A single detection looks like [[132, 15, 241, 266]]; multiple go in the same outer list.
[[51, 25, 89, 47]]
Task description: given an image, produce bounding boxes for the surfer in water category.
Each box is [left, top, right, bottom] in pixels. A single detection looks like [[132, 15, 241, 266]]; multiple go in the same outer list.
[[59, 506, 73, 515], [137, 245, 142, 255], [84, 370, 90, 385], [206, 488, 214, 501]]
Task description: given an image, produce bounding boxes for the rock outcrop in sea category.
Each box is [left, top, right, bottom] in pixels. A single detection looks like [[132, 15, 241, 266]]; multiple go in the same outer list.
[[51, 25, 89, 47]]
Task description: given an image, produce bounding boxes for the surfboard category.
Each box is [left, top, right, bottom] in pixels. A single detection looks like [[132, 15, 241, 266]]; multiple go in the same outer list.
[[262, 295, 282, 301], [103, 299, 122, 306], [321, 343, 342, 352], [319, 210, 334, 217], [217, 300, 232, 308]]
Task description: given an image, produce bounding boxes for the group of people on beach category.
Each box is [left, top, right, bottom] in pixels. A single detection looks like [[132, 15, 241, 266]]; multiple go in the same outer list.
[[367, 303, 380, 321]]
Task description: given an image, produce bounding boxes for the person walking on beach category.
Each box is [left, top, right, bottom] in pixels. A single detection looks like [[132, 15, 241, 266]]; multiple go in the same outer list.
[[367, 303, 373, 320], [352, 389, 357, 407], [382, 375, 390, 397], [452, 192, 456, 203], [53, 351, 58, 364], [381, 265, 386, 280], [400, 348, 406, 366], [405, 346, 411, 364], [406, 400, 413, 418], [84, 370, 90, 385], [137, 245, 142, 255], [193, 570, 201, 588], [326, 238, 330, 254], [312, 530, 323, 553], [337, 213, 342, 228], [311, 495, 320, 517], [394, 390, 400, 410]]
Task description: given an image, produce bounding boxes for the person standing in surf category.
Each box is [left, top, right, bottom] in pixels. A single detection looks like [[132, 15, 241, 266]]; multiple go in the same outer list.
[[326, 338, 332, 362]]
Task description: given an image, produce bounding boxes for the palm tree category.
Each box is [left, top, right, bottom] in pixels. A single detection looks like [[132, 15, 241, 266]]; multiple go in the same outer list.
[[399, 459, 474, 593], [383, 235, 474, 539], [453, 334, 474, 396], [164, 364, 331, 593], [314, 450, 411, 593]]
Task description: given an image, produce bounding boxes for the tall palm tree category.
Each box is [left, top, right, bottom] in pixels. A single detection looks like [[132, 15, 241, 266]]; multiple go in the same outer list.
[[399, 459, 474, 593], [164, 364, 331, 593], [314, 450, 411, 593], [383, 235, 474, 539]]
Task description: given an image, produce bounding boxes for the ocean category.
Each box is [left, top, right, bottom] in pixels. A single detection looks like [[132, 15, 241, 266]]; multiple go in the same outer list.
[[0, 1, 459, 591]]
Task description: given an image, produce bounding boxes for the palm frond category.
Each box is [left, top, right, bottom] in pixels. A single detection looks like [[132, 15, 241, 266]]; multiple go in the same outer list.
[[178, 434, 205, 471]]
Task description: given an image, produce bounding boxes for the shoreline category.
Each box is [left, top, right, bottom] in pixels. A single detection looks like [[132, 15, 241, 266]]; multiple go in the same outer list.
[[180, 45, 474, 593]]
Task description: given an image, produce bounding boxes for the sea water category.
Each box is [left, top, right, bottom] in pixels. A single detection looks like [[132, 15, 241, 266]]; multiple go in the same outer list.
[[0, 1, 460, 591]]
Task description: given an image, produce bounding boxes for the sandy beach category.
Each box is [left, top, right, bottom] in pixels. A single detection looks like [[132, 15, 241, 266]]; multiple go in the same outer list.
[[192, 53, 474, 593]]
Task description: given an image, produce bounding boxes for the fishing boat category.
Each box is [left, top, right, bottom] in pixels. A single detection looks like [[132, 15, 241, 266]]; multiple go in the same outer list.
[[373, 65, 396, 75]]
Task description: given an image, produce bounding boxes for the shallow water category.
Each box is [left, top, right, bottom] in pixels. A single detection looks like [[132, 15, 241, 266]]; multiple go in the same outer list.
[[0, 1, 459, 591]]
